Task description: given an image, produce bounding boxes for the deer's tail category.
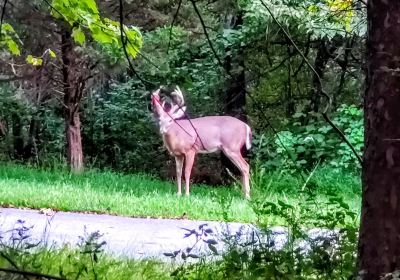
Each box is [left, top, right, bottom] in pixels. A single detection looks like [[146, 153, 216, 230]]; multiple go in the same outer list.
[[245, 124, 252, 150]]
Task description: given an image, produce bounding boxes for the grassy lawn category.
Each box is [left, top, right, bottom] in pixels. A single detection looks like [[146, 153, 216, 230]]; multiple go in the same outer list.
[[0, 164, 361, 223], [0, 245, 172, 280]]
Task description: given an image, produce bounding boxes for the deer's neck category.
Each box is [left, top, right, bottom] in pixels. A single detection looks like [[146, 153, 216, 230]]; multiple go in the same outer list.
[[158, 115, 173, 134]]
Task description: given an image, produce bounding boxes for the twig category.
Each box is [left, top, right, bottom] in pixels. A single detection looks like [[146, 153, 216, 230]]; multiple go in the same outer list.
[[189, 0, 224, 69], [292, 34, 311, 77], [0, 0, 8, 42], [0, 74, 36, 82], [0, 252, 30, 280], [0, 267, 65, 280], [167, 0, 182, 54], [259, 0, 362, 165], [118, 0, 150, 86], [0, 252, 20, 271]]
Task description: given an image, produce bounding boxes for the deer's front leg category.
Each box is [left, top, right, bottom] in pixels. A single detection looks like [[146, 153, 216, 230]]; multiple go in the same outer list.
[[184, 152, 195, 196], [175, 156, 184, 196]]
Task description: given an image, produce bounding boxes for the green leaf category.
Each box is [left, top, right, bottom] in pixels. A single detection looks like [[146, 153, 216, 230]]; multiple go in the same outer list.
[[48, 49, 57, 58], [26, 55, 43, 66], [82, 0, 99, 14], [208, 244, 218, 255], [26, 54, 33, 64], [72, 27, 86, 45], [3, 23, 15, 32], [6, 40, 20, 56]]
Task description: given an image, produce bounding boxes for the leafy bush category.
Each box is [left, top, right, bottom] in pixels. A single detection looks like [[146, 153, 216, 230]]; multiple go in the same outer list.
[[82, 80, 167, 174], [0, 85, 64, 163], [168, 189, 358, 279], [253, 104, 363, 171]]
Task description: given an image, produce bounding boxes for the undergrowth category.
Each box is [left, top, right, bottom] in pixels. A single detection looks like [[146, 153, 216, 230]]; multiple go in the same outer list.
[[0, 221, 171, 280], [0, 163, 362, 279], [0, 163, 360, 224]]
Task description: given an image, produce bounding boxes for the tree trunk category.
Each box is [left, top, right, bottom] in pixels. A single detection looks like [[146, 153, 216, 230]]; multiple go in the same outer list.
[[309, 39, 329, 112], [11, 113, 24, 159], [358, 0, 400, 278], [61, 30, 85, 173], [221, 12, 247, 180], [23, 117, 40, 161], [285, 46, 295, 117], [66, 110, 83, 172], [224, 13, 246, 122]]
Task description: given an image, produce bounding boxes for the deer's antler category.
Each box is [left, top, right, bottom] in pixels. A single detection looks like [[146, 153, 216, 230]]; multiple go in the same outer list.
[[168, 86, 186, 119], [171, 86, 185, 107]]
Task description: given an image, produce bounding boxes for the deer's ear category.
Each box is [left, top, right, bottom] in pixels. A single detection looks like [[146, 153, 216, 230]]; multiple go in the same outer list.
[[152, 88, 161, 97]]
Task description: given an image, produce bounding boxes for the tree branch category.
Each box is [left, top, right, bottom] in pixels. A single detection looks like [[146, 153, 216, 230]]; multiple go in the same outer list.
[[189, 0, 224, 70], [259, 0, 362, 165], [0, 73, 37, 83], [167, 0, 182, 54], [292, 34, 311, 77], [118, 0, 150, 87], [0, 0, 8, 42], [0, 267, 65, 280]]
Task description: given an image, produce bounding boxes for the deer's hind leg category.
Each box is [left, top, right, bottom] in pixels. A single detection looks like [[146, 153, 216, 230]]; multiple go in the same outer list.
[[221, 148, 250, 199]]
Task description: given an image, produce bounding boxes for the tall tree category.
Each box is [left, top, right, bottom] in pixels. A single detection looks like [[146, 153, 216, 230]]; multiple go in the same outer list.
[[1, 0, 142, 172], [358, 0, 400, 278]]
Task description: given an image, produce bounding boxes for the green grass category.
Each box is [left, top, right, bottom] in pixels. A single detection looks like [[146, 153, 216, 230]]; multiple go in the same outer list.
[[0, 163, 361, 223], [0, 245, 172, 280]]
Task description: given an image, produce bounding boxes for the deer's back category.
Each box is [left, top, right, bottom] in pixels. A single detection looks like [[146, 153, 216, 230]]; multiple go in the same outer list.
[[166, 116, 248, 153]]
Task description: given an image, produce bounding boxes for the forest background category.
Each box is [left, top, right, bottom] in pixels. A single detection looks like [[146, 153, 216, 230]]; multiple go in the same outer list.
[[0, 0, 365, 181]]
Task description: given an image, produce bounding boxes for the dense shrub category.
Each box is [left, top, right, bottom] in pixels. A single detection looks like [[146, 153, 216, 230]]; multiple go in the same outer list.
[[82, 80, 167, 174], [253, 104, 363, 172]]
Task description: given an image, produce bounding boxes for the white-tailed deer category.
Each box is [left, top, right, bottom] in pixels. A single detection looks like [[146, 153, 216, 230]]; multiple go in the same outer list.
[[151, 86, 252, 198]]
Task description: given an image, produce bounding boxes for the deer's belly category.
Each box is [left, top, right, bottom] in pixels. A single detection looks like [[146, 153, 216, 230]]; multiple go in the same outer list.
[[197, 148, 219, 154]]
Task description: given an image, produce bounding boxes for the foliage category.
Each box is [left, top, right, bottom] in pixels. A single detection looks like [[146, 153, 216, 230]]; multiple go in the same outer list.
[[0, 23, 20, 55], [243, 0, 366, 40], [51, 0, 142, 58], [82, 80, 166, 173], [1, 0, 366, 175], [0, 221, 170, 280], [139, 26, 224, 115], [254, 104, 363, 171], [167, 186, 358, 279], [0, 84, 64, 162]]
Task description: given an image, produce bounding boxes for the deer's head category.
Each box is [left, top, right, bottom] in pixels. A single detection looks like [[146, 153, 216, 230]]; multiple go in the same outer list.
[[150, 86, 187, 133]]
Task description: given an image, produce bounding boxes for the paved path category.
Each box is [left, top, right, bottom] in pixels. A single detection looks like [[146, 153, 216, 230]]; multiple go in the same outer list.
[[0, 208, 261, 260]]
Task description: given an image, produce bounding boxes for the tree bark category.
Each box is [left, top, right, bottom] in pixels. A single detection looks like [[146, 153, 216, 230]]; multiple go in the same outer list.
[[61, 30, 85, 173], [358, 0, 400, 278], [224, 12, 246, 122], [285, 46, 294, 117], [23, 117, 40, 161], [221, 12, 247, 180], [66, 111, 83, 172], [11, 113, 24, 159], [310, 39, 330, 113]]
